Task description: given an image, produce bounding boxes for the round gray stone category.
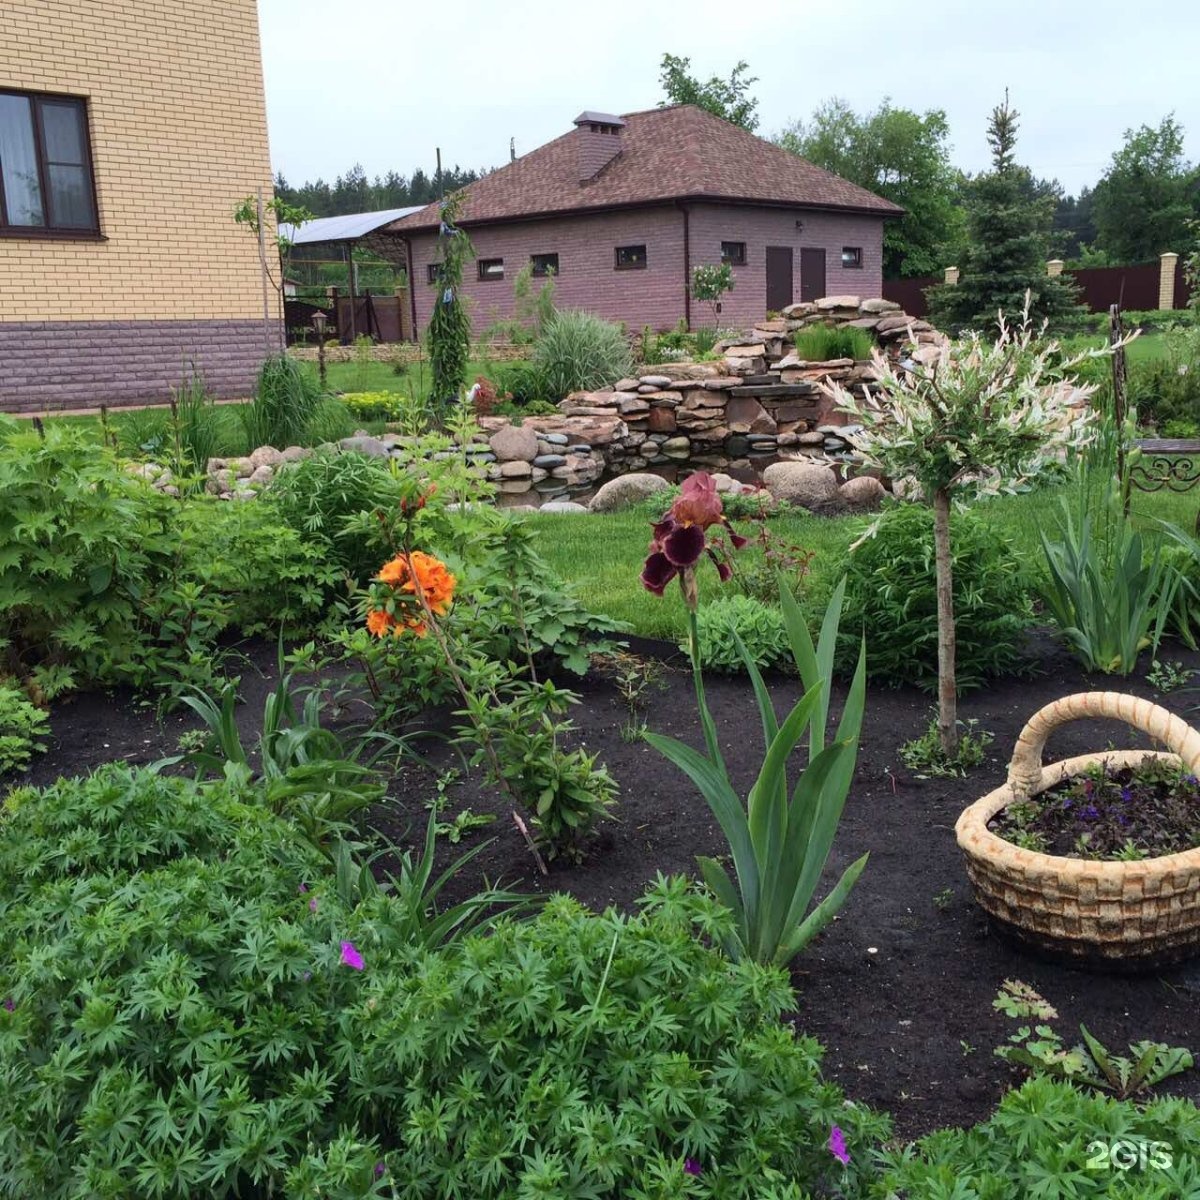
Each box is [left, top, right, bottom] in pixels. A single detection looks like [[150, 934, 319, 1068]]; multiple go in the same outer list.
[[588, 472, 671, 513]]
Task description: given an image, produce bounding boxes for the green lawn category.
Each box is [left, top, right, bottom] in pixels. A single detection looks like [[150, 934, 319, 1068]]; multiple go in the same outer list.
[[525, 480, 1198, 641], [324, 357, 515, 395]]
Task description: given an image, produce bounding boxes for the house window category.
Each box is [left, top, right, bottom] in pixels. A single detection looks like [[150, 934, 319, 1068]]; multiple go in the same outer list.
[[531, 253, 558, 277], [478, 257, 504, 281], [721, 241, 746, 266], [0, 89, 98, 234], [426, 262, 444, 284], [614, 244, 647, 270], [841, 246, 863, 269]]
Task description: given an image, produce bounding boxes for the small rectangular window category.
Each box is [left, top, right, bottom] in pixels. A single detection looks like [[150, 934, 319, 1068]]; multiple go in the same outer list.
[[614, 244, 647, 270], [531, 253, 559, 277], [721, 241, 746, 266], [426, 262, 444, 284], [841, 246, 863, 269], [0, 89, 98, 234], [477, 257, 504, 281]]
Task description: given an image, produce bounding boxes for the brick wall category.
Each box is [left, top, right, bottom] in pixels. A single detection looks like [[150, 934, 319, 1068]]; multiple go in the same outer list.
[[687, 204, 885, 328], [0, 0, 278, 410], [401, 202, 886, 338], [0, 319, 275, 412]]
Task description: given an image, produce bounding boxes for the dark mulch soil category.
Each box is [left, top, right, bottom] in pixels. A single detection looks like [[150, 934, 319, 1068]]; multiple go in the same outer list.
[[19, 632, 1200, 1141]]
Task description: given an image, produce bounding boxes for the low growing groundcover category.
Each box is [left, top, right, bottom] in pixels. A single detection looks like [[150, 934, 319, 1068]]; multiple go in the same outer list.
[[19, 632, 1200, 1145]]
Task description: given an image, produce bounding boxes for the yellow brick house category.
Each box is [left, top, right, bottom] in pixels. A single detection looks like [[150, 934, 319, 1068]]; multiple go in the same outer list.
[[0, 0, 280, 412]]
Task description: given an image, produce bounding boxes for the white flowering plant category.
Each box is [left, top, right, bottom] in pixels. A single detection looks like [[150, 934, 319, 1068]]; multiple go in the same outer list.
[[822, 294, 1124, 756]]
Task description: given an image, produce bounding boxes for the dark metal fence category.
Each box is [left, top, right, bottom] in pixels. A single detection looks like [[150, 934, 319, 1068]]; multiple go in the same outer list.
[[283, 291, 410, 346], [882, 261, 1193, 320]]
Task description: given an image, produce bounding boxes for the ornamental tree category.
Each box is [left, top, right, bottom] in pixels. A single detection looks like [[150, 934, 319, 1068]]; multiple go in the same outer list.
[[823, 297, 1102, 757], [690, 262, 735, 327], [426, 191, 475, 418]]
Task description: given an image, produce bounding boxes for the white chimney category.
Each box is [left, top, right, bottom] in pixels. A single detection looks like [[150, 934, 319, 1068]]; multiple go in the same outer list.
[[573, 111, 625, 182]]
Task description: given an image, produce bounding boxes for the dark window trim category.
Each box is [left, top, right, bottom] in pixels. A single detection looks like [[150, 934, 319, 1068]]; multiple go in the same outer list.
[[841, 246, 863, 269], [477, 257, 504, 281], [426, 262, 445, 284], [720, 240, 746, 266], [614, 244, 647, 271], [0, 87, 100, 235], [530, 252, 559, 277]]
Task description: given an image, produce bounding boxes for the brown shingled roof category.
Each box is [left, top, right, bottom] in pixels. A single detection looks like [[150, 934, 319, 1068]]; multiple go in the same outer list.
[[387, 104, 903, 233]]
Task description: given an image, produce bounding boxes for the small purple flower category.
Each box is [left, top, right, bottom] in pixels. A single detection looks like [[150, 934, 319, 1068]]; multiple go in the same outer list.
[[683, 1158, 702, 1177], [309, 897, 319, 913], [829, 1125, 850, 1166], [1185, 775, 1198, 788], [340, 941, 364, 971], [2, 998, 13, 1012], [1118, 814, 1131, 826], [301, 970, 312, 982], [374, 1162, 386, 1179], [1120, 787, 1132, 803], [1080, 804, 1100, 820], [298, 883, 309, 894], [1061, 797, 1074, 810]]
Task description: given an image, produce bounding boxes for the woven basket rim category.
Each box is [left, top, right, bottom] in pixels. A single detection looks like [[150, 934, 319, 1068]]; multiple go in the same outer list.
[[955, 748, 1200, 879]]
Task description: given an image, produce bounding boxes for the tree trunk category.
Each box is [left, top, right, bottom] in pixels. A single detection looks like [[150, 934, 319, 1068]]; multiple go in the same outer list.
[[932, 488, 959, 758]]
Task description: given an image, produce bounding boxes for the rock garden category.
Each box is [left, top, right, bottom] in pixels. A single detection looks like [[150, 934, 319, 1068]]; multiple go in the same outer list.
[[4, 295, 1200, 1198]]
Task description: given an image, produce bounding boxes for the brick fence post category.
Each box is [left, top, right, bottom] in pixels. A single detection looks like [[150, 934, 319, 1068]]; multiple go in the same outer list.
[[944, 266, 960, 285], [1046, 259, 1064, 276], [1159, 252, 1179, 310]]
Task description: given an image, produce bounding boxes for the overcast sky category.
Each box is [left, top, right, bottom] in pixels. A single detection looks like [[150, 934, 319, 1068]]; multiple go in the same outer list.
[[259, 0, 1198, 197]]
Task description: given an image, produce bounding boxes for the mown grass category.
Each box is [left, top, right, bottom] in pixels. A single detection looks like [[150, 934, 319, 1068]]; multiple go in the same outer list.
[[528, 479, 1198, 641]]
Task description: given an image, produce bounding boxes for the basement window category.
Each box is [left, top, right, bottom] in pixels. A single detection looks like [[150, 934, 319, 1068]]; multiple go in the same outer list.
[[842, 246, 863, 269], [0, 89, 99, 235], [478, 257, 504, 281], [614, 244, 647, 270], [721, 241, 746, 266], [531, 253, 559, 277]]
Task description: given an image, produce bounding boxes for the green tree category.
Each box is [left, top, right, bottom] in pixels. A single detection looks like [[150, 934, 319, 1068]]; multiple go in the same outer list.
[[426, 192, 474, 416], [777, 97, 964, 278], [658, 53, 758, 131], [1092, 116, 1199, 264], [927, 94, 1080, 330]]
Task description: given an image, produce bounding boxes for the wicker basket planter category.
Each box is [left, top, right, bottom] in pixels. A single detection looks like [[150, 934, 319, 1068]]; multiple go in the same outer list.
[[955, 691, 1200, 970]]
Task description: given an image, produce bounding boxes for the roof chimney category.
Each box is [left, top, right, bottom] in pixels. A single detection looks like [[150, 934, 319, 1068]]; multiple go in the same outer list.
[[573, 111, 625, 182]]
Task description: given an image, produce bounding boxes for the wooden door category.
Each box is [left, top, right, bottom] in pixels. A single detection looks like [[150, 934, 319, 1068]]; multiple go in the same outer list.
[[765, 245, 793, 313], [800, 247, 827, 303]]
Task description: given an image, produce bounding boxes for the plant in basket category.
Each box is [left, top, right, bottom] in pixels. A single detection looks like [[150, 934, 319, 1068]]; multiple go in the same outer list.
[[956, 691, 1200, 968]]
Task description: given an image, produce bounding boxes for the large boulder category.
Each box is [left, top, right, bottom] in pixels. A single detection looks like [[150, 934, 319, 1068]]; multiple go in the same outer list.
[[488, 423, 539, 462], [588, 472, 670, 513], [839, 475, 886, 510], [762, 461, 841, 510], [339, 435, 389, 459], [539, 500, 590, 514]]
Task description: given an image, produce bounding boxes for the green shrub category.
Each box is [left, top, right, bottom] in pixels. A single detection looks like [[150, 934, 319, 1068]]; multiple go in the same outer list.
[[840, 504, 1033, 690], [0, 419, 176, 696], [0, 684, 48, 776], [173, 500, 342, 637], [532, 310, 634, 399], [691, 594, 789, 673], [304, 397, 355, 445], [339, 391, 403, 422], [879, 1075, 1200, 1197], [170, 365, 223, 474], [792, 323, 876, 362], [1129, 322, 1200, 430], [240, 354, 323, 449], [0, 769, 889, 1197], [491, 360, 550, 407], [268, 449, 402, 582]]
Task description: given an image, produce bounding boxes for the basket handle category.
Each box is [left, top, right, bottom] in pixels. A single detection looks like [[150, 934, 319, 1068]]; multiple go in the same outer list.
[[1007, 691, 1200, 798]]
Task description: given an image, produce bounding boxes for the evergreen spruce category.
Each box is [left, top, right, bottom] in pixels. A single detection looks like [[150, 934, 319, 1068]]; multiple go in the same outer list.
[[928, 94, 1080, 330], [425, 192, 474, 418]]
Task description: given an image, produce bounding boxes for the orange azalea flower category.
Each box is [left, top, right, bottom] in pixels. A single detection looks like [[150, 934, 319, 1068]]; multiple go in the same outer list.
[[366, 608, 395, 638]]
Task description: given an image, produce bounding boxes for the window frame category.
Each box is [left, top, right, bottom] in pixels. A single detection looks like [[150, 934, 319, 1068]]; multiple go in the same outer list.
[[841, 246, 863, 269], [614, 244, 647, 271], [0, 87, 101, 239], [477, 257, 504, 282], [720, 241, 746, 267], [530, 252, 559, 278], [426, 262, 444, 284]]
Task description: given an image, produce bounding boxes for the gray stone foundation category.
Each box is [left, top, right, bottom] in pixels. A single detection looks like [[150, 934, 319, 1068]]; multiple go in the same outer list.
[[0, 318, 281, 413]]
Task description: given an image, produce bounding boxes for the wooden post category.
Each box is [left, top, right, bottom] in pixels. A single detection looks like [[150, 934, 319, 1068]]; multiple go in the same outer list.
[[1110, 303, 1129, 515]]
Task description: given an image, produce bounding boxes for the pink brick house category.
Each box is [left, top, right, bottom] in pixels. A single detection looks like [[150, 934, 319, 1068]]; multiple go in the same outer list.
[[386, 105, 902, 336]]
